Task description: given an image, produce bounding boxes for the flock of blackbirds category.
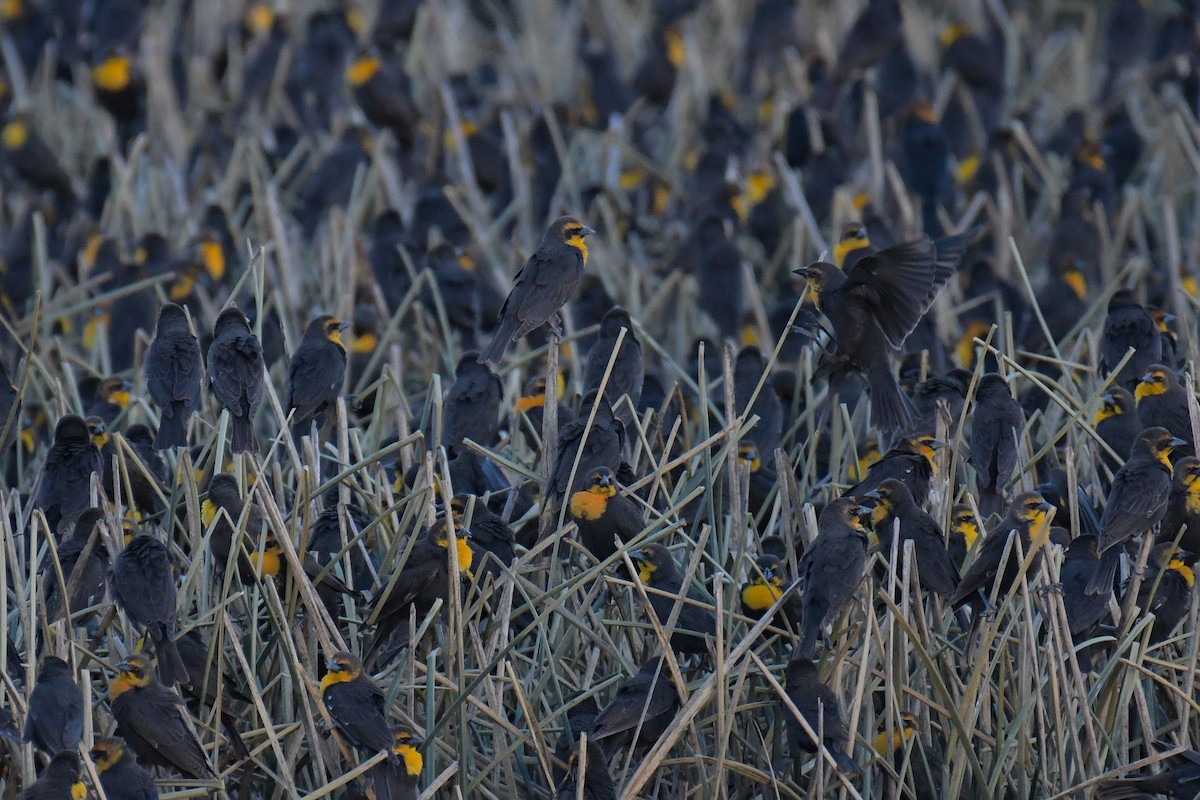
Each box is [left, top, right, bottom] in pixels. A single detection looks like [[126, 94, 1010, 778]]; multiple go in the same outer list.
[[5, 0, 1200, 798]]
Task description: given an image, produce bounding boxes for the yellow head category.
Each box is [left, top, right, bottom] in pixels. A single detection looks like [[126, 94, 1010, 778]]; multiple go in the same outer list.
[[320, 651, 363, 693], [110, 654, 154, 698], [346, 55, 381, 88], [1, 118, 28, 151], [833, 223, 869, 267], [392, 726, 424, 776], [557, 217, 595, 264], [92, 55, 132, 92]]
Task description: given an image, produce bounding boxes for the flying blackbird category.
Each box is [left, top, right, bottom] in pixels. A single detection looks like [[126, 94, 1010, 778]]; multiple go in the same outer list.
[[952, 492, 1053, 608], [795, 498, 870, 658], [207, 307, 264, 454], [1088, 428, 1183, 595], [797, 230, 971, 432], [145, 302, 201, 449], [480, 216, 594, 363]]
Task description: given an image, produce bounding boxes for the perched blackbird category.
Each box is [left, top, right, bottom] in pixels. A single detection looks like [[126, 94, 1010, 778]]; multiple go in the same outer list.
[[24, 657, 82, 755], [1088, 428, 1183, 595], [366, 725, 424, 800], [627, 542, 716, 655], [109, 655, 216, 780], [145, 302, 202, 449], [35, 415, 103, 533], [111, 533, 188, 686], [795, 498, 870, 658], [1096, 748, 1200, 799], [480, 216, 595, 363], [320, 651, 393, 756], [947, 504, 980, 572], [42, 508, 109, 624], [952, 492, 1053, 608], [847, 434, 942, 506], [968, 374, 1025, 517], [1095, 386, 1141, 479], [1164, 457, 1200, 555], [872, 712, 942, 800], [89, 737, 160, 800], [568, 467, 643, 561], [441, 354, 502, 451], [287, 315, 350, 441], [740, 553, 803, 632], [548, 390, 624, 497], [1060, 534, 1110, 638], [589, 656, 679, 757], [782, 653, 860, 774], [866, 479, 959, 598], [17, 750, 85, 799], [1136, 366, 1193, 456], [583, 307, 644, 424], [1133, 542, 1195, 646], [1101, 290, 1161, 392], [554, 739, 615, 800], [207, 307, 265, 454]]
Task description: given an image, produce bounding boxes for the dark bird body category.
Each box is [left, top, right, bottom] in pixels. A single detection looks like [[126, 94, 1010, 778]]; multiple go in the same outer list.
[[583, 308, 644, 424], [568, 467, 643, 561], [1096, 748, 1200, 799], [42, 508, 109, 623], [590, 656, 679, 756], [145, 302, 201, 449], [867, 479, 959, 598], [1102, 290, 1161, 392], [1095, 387, 1140, 479], [968, 374, 1024, 517], [798, 231, 971, 432], [1164, 458, 1200, 555], [36, 415, 103, 533], [16, 750, 84, 800], [109, 655, 216, 780], [782, 655, 859, 774], [111, 534, 187, 685], [207, 307, 265, 453], [287, 315, 349, 440], [442, 354, 502, 450], [320, 652, 393, 755], [549, 391, 624, 496], [628, 542, 716, 655], [25, 658, 82, 755], [90, 737, 160, 800], [1060, 535, 1110, 637], [1088, 428, 1182, 595], [952, 493, 1053, 608], [847, 434, 941, 507], [795, 498, 869, 658], [481, 217, 594, 363], [1136, 366, 1194, 457]]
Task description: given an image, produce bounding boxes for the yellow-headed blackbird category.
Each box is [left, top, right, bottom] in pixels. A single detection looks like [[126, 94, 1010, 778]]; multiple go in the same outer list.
[[1088, 427, 1183, 594], [366, 724, 424, 800], [207, 306, 265, 454], [346, 50, 419, 149], [968, 374, 1025, 517], [42, 508, 108, 623], [109, 655, 216, 780], [442, 354, 502, 451], [480, 216, 594, 364], [1061, 534, 1110, 640], [1037, 257, 1090, 347], [632, 22, 683, 106], [17, 750, 85, 799], [88, 419, 164, 516], [1096, 749, 1200, 799], [1136, 365, 1193, 456], [627, 542, 716, 655], [145, 302, 201, 450], [287, 315, 349, 441], [568, 467, 643, 561], [177, 630, 251, 759], [873, 713, 941, 800], [0, 113, 75, 212], [583, 308, 643, 424], [952, 492, 1054, 607], [908, 369, 972, 438], [450, 494, 514, 580], [1133, 542, 1194, 646], [1096, 386, 1140, 479], [948, 504, 980, 572], [833, 223, 872, 270], [1102, 290, 1161, 392], [549, 390, 624, 496], [797, 230, 970, 432], [554, 739, 615, 800], [91, 48, 144, 144], [89, 737, 158, 800], [36, 415, 103, 533], [865, 479, 959, 598], [1164, 457, 1200, 554], [782, 653, 859, 774], [849, 437, 882, 482], [590, 655, 679, 756], [24, 657, 82, 755], [320, 651, 394, 756], [847, 433, 942, 506], [741, 553, 803, 632], [365, 519, 473, 667], [293, 133, 371, 236], [795, 498, 870, 658], [111, 532, 188, 685]]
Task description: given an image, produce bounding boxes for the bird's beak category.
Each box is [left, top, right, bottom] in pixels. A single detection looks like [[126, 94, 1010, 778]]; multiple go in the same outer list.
[[598, 474, 613, 489], [628, 549, 645, 561], [338, 321, 353, 331], [1180, 549, 1194, 561], [115, 661, 132, 672], [1101, 393, 1114, 405], [1164, 313, 1177, 324], [580, 226, 596, 237], [930, 440, 947, 450], [1171, 437, 1189, 448], [856, 505, 875, 517], [864, 489, 882, 500], [1038, 501, 1053, 512], [407, 734, 425, 749], [1141, 372, 1156, 384], [325, 660, 341, 672]]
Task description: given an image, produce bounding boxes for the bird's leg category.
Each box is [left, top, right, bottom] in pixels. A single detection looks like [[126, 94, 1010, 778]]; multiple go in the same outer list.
[[548, 313, 564, 338]]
